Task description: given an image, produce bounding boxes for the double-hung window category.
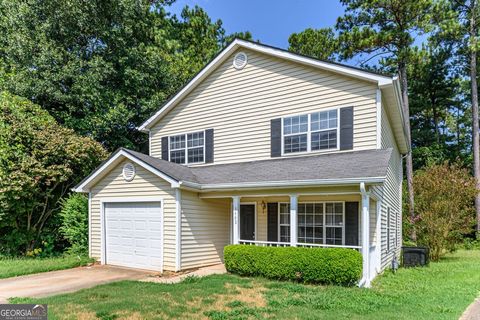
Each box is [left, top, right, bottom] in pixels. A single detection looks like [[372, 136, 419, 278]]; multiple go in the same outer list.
[[279, 202, 344, 245], [169, 131, 205, 164], [282, 109, 339, 154]]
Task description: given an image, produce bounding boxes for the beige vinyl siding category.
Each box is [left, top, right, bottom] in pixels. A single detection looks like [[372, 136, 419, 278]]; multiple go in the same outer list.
[[150, 49, 378, 164], [90, 159, 177, 271], [180, 191, 230, 269], [380, 104, 403, 270]]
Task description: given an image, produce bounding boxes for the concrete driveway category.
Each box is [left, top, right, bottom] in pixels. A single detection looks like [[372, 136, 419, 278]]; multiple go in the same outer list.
[[0, 265, 155, 303]]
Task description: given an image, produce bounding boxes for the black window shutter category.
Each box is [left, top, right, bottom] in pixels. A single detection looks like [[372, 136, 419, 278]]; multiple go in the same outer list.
[[271, 118, 282, 157], [267, 203, 278, 241], [345, 202, 359, 246], [340, 106, 354, 150], [161, 137, 169, 161], [205, 129, 214, 163]]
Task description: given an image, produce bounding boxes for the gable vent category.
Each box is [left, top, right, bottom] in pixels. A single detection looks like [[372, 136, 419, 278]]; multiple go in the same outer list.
[[233, 52, 248, 70], [122, 163, 136, 182]]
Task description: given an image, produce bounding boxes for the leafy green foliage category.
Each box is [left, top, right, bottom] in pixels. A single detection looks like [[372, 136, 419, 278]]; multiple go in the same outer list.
[[0, 0, 252, 151], [59, 193, 89, 255], [288, 28, 340, 61], [408, 46, 469, 169], [336, 0, 434, 66], [0, 92, 107, 255], [407, 163, 477, 260], [224, 245, 362, 286]]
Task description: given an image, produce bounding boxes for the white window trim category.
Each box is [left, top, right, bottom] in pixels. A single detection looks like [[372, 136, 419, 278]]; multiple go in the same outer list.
[[168, 130, 206, 165], [281, 107, 340, 156], [278, 201, 345, 245]]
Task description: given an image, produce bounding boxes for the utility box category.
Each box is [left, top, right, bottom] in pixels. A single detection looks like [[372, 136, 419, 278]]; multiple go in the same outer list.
[[402, 246, 429, 267]]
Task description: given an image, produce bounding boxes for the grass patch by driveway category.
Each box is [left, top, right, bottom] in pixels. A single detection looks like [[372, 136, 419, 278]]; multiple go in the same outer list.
[[12, 250, 480, 320], [0, 255, 93, 279]]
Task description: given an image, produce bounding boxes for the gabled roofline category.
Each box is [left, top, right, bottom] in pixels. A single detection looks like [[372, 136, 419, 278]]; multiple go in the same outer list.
[[138, 38, 396, 132], [73, 148, 180, 193]]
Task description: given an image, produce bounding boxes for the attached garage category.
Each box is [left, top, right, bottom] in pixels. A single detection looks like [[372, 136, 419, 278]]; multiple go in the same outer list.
[[103, 201, 163, 271]]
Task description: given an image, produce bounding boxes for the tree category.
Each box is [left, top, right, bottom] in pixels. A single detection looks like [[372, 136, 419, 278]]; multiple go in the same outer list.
[[408, 46, 464, 169], [0, 92, 107, 255], [288, 28, 340, 61], [335, 0, 434, 240], [0, 0, 251, 151], [436, 0, 480, 233], [413, 163, 476, 260]]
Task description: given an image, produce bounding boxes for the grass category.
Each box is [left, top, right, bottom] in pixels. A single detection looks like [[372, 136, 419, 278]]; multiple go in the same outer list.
[[11, 250, 480, 320], [0, 255, 93, 279]]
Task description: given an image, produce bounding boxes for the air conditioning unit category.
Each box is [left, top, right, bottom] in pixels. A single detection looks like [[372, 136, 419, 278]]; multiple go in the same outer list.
[[402, 246, 429, 267]]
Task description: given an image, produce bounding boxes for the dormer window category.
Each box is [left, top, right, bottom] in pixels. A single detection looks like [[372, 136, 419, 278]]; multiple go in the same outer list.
[[169, 131, 205, 164], [282, 109, 339, 155]]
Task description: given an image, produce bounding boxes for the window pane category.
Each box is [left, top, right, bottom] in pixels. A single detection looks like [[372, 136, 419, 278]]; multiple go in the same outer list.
[[311, 110, 337, 131], [187, 147, 204, 163], [170, 150, 185, 164], [280, 226, 290, 242], [279, 203, 290, 214], [187, 132, 204, 148], [170, 135, 185, 150], [311, 130, 337, 150], [284, 134, 307, 153], [284, 115, 308, 135], [280, 213, 290, 224], [326, 227, 342, 245]]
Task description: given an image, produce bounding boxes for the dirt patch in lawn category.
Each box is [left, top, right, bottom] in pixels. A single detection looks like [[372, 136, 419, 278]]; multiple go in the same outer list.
[[183, 281, 268, 319]]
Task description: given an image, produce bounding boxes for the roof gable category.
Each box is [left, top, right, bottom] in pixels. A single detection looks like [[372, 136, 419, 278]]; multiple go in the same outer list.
[[138, 39, 397, 132]]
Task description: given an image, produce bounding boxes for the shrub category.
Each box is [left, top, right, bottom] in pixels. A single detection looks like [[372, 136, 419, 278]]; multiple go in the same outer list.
[[0, 92, 107, 255], [59, 194, 89, 255], [224, 245, 362, 286], [408, 163, 477, 261]]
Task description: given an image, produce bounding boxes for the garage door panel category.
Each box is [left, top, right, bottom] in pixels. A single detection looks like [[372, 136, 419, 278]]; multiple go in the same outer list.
[[105, 201, 163, 271]]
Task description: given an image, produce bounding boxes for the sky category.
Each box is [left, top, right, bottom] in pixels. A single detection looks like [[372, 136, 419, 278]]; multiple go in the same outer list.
[[167, 0, 345, 49]]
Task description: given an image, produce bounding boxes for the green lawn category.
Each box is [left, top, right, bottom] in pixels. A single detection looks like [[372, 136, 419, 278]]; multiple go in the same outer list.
[[12, 250, 480, 320], [0, 255, 93, 279]]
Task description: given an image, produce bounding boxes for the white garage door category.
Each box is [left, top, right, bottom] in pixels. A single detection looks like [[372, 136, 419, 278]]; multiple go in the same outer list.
[[104, 202, 163, 271]]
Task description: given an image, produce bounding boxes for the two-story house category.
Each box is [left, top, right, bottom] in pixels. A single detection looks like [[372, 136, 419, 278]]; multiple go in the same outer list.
[[74, 39, 408, 287]]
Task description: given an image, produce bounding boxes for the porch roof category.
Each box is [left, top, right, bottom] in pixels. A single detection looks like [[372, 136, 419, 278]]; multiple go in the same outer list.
[[124, 148, 392, 190]]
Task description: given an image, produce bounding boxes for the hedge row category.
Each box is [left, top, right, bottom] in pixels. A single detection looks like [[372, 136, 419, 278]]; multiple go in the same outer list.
[[224, 245, 362, 286]]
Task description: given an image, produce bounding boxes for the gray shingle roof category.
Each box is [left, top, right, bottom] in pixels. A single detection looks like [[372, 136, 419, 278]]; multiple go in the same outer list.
[[124, 148, 392, 186]]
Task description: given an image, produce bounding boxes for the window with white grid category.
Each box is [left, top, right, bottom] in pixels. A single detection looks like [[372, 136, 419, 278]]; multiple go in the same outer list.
[[282, 109, 339, 155], [169, 131, 204, 164]]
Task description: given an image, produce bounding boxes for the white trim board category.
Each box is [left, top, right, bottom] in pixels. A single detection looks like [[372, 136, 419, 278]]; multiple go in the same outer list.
[[138, 39, 397, 132]]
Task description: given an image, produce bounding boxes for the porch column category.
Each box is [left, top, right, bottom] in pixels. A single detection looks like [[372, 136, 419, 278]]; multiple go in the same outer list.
[[290, 195, 298, 246], [232, 196, 240, 244], [360, 183, 371, 287]]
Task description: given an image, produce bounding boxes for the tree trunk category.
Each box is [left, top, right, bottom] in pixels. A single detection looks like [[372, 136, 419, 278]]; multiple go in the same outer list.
[[398, 63, 416, 241], [469, 1, 480, 233]]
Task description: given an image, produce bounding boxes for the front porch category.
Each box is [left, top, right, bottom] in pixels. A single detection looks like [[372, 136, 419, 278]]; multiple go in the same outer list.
[[201, 185, 381, 287]]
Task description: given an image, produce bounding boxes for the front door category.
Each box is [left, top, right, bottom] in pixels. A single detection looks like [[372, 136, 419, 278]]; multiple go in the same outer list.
[[240, 204, 255, 241]]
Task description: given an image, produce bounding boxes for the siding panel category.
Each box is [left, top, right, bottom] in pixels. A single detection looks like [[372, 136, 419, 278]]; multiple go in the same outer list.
[[150, 49, 378, 164], [90, 159, 177, 271], [181, 191, 230, 269]]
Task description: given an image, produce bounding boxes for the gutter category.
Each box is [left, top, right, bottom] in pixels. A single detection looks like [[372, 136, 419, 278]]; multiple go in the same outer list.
[[179, 177, 386, 192]]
